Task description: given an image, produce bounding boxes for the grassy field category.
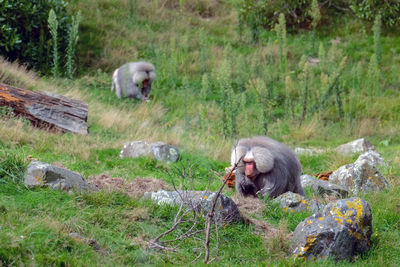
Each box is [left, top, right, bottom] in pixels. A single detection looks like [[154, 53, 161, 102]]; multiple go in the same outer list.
[[1, 0, 400, 265]]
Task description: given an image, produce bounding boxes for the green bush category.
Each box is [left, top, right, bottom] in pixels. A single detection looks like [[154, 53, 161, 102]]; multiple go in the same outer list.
[[349, 0, 400, 27], [235, 0, 311, 34], [0, 0, 71, 74]]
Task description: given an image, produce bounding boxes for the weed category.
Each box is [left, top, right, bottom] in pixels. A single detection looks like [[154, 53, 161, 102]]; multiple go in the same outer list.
[[48, 9, 59, 78], [66, 11, 82, 79]]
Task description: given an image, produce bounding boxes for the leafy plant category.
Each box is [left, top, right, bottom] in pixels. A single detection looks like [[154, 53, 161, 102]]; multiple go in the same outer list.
[[66, 11, 82, 79], [349, 0, 400, 27], [0, 0, 71, 74], [48, 9, 59, 78], [235, 0, 311, 34]]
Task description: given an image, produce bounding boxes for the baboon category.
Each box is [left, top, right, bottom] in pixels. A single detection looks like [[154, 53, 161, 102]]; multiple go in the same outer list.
[[111, 62, 156, 101], [230, 136, 305, 198]]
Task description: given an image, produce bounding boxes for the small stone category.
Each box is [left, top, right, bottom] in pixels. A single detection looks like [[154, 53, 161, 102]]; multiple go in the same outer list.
[[120, 140, 180, 163], [24, 161, 97, 193]]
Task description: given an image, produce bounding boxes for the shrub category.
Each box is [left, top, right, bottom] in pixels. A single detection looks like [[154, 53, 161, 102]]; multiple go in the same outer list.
[[349, 0, 400, 27], [235, 0, 311, 34], [0, 0, 71, 74]]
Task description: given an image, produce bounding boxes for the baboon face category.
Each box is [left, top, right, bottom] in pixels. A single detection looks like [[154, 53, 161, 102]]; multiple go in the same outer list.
[[141, 79, 152, 99]]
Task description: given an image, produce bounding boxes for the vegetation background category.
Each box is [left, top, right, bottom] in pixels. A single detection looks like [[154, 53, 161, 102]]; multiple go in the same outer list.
[[1, 0, 400, 265]]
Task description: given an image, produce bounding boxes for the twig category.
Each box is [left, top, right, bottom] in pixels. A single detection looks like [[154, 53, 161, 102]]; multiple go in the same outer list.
[[151, 203, 192, 244], [203, 156, 241, 264], [191, 252, 203, 264]]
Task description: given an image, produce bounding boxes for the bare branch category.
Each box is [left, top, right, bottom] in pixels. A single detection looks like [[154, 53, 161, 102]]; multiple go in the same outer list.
[[151, 205, 193, 244], [203, 154, 242, 263], [191, 252, 203, 264]]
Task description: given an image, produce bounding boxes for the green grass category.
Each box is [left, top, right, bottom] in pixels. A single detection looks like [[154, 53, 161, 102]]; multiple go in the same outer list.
[[1, 0, 400, 265]]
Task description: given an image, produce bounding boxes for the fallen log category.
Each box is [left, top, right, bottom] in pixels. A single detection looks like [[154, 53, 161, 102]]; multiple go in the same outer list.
[[0, 82, 89, 134]]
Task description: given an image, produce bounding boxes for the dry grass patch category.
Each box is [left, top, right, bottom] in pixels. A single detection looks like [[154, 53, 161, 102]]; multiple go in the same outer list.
[[232, 195, 281, 241], [0, 57, 38, 89], [123, 207, 150, 221], [286, 118, 320, 143], [89, 173, 172, 198], [0, 119, 36, 146], [264, 222, 292, 261], [357, 118, 377, 137]]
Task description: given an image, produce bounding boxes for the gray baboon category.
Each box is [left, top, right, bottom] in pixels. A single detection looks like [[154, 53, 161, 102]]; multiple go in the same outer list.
[[230, 136, 305, 198], [111, 62, 156, 101]]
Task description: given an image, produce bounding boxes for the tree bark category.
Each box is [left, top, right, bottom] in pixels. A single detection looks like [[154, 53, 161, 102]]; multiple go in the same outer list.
[[0, 82, 89, 134]]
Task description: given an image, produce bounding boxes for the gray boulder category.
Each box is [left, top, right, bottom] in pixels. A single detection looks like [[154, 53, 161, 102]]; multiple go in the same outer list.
[[336, 138, 375, 155], [292, 197, 372, 261], [356, 150, 385, 168], [24, 161, 97, 192], [300, 174, 348, 198], [120, 141, 180, 163], [273, 192, 324, 213], [329, 159, 390, 195], [143, 190, 242, 225]]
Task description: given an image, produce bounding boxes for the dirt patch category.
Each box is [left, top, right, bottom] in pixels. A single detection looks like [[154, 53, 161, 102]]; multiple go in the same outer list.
[[232, 195, 266, 216], [232, 195, 281, 239], [89, 173, 172, 198]]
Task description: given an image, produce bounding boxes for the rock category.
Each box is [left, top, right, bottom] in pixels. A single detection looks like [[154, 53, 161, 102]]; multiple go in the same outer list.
[[292, 197, 372, 261], [120, 141, 180, 163], [150, 142, 180, 163], [356, 150, 385, 168], [143, 190, 242, 225], [329, 159, 390, 195], [294, 147, 318, 156], [336, 138, 375, 155], [24, 161, 97, 192], [273, 192, 324, 213], [300, 175, 348, 198]]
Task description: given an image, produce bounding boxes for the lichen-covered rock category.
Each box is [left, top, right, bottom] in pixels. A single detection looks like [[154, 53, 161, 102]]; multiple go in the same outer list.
[[292, 197, 372, 261], [150, 142, 180, 163], [336, 138, 375, 155], [120, 141, 179, 163], [330, 159, 390, 195], [300, 175, 348, 198], [356, 150, 385, 169], [143, 190, 242, 225], [24, 161, 97, 192], [274, 192, 324, 213]]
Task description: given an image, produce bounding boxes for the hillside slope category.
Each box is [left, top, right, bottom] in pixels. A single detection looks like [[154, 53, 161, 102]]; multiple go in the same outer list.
[[1, 0, 400, 265]]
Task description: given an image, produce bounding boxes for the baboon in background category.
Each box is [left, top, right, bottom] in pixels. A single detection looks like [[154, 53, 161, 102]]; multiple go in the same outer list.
[[230, 136, 305, 198], [111, 62, 156, 101]]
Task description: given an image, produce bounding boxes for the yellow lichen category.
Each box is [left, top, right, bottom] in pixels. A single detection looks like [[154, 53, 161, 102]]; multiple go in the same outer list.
[[334, 217, 344, 224]]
